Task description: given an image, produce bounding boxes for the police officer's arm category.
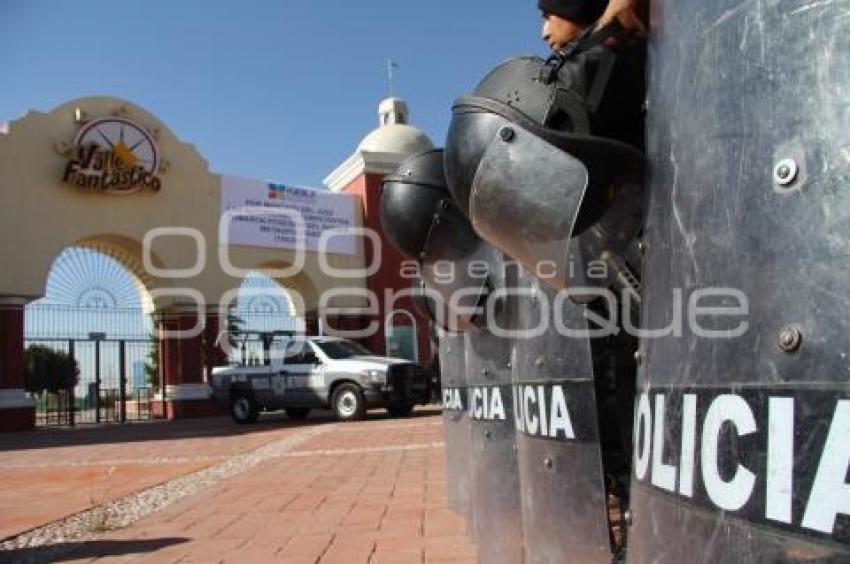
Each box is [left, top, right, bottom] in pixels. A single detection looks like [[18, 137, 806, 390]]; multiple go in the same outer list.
[[596, 0, 648, 39]]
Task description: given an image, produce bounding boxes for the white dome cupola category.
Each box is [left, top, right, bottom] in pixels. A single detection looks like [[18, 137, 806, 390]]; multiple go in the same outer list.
[[325, 97, 433, 191]]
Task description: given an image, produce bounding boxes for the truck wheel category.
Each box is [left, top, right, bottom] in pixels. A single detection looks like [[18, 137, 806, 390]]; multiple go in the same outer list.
[[387, 402, 414, 418], [332, 383, 366, 421], [285, 407, 311, 421], [230, 393, 259, 424]]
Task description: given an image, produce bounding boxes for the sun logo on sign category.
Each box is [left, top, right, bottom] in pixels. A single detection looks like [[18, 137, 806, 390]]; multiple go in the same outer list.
[[62, 117, 163, 194], [75, 117, 159, 173]]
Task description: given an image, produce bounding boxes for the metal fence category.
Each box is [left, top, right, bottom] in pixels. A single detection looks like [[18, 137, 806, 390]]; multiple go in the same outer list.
[[23, 304, 303, 427], [25, 304, 304, 340], [26, 338, 158, 427], [25, 304, 154, 340], [23, 304, 156, 427]]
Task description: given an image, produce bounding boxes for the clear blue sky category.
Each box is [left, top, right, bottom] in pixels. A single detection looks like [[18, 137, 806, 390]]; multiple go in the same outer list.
[[1, 0, 545, 188]]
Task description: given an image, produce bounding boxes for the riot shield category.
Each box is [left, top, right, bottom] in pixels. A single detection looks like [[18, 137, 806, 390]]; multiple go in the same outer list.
[[466, 254, 524, 564], [512, 268, 612, 563], [439, 330, 473, 523], [630, 0, 850, 561], [419, 201, 492, 332]]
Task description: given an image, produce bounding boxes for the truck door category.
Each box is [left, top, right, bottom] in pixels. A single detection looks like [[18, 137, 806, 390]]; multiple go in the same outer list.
[[281, 340, 323, 405], [267, 339, 291, 403], [303, 341, 327, 404]]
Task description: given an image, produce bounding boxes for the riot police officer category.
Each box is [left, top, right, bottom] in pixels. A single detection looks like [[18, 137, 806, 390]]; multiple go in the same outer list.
[[539, 0, 647, 150], [540, 0, 607, 50]]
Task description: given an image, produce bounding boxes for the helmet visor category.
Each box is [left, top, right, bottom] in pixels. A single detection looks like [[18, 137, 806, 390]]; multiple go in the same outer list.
[[469, 122, 589, 290]]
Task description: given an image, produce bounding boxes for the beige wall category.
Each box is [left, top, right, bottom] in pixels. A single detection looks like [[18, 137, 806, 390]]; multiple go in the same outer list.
[[0, 97, 366, 314]]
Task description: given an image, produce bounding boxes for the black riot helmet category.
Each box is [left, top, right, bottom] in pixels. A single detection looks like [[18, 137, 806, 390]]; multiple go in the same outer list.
[[380, 149, 449, 260], [380, 149, 496, 331], [444, 22, 646, 298]]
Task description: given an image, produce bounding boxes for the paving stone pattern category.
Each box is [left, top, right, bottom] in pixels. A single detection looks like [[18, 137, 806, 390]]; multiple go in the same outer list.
[[0, 408, 477, 563]]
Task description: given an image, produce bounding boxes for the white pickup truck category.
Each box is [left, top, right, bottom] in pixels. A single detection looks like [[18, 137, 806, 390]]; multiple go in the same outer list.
[[211, 336, 430, 423]]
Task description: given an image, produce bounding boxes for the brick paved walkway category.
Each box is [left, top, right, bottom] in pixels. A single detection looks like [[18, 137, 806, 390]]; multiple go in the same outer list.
[[0, 408, 477, 563], [0, 415, 317, 540]]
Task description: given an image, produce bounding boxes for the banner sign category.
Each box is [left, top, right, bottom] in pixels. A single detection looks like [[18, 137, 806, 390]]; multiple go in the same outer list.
[[220, 175, 358, 255]]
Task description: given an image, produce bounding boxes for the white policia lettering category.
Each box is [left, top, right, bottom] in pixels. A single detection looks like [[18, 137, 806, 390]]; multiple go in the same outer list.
[[468, 386, 506, 421], [442, 388, 464, 411], [801, 400, 850, 534], [633, 392, 850, 537], [512, 384, 575, 439]]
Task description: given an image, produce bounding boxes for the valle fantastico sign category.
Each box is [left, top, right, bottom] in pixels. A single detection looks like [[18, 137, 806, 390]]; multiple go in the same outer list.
[[62, 116, 162, 194]]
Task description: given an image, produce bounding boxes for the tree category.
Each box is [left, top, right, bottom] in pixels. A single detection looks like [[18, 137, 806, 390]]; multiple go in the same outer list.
[[24, 345, 79, 394], [217, 313, 244, 366], [227, 313, 245, 350], [143, 332, 160, 392]]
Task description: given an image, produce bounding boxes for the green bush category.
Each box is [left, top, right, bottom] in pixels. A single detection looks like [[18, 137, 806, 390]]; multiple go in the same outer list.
[[144, 332, 160, 392], [24, 345, 80, 394]]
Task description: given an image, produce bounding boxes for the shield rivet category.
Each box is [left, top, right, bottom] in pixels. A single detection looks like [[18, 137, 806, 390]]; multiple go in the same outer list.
[[774, 158, 798, 186], [624, 510, 634, 526], [484, 429, 492, 438], [543, 457, 554, 469], [634, 351, 643, 365], [482, 368, 490, 376], [499, 126, 515, 142], [778, 325, 803, 352]]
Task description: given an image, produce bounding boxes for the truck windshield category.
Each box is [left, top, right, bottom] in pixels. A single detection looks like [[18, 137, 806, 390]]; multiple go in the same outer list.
[[314, 340, 373, 359]]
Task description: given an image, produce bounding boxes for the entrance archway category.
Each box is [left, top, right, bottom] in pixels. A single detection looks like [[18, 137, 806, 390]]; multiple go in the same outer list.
[[26, 245, 157, 425]]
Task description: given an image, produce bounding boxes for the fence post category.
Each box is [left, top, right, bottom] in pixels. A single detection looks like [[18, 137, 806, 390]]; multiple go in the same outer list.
[[68, 339, 75, 427], [119, 340, 127, 423], [95, 339, 101, 424], [159, 324, 167, 418]]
